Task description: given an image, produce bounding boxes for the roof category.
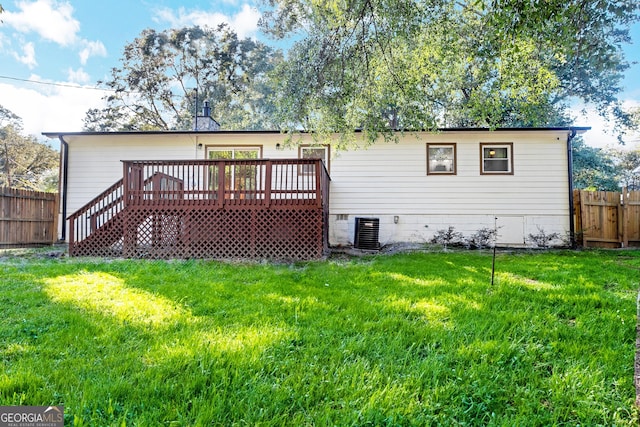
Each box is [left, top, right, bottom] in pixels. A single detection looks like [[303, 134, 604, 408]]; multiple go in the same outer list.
[[42, 127, 591, 138]]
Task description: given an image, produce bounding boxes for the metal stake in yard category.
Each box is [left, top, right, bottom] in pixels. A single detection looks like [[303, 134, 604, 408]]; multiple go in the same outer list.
[[635, 288, 640, 408], [491, 217, 497, 286]]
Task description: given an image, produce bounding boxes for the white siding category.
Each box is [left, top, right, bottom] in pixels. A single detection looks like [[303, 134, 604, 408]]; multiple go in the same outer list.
[[328, 131, 571, 246], [60, 130, 573, 247], [64, 133, 292, 214]]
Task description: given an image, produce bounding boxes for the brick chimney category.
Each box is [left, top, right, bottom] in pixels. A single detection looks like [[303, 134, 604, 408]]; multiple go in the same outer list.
[[195, 101, 220, 131]]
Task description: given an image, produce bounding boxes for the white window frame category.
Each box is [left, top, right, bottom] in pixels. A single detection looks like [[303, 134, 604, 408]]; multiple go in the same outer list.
[[480, 143, 514, 175], [299, 145, 330, 174]]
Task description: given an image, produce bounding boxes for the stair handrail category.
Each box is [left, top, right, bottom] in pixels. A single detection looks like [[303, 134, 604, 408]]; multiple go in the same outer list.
[[67, 179, 124, 252]]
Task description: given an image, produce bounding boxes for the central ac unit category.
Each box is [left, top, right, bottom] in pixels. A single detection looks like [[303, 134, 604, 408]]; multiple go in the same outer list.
[[354, 217, 380, 250]]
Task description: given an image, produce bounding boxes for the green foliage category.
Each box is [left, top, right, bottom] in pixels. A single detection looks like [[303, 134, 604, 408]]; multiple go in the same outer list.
[[262, 0, 638, 143], [84, 25, 283, 131], [572, 137, 620, 190], [1, 250, 638, 425], [429, 226, 464, 249], [0, 105, 20, 129], [0, 105, 59, 191], [485, 0, 638, 128], [608, 145, 640, 190]]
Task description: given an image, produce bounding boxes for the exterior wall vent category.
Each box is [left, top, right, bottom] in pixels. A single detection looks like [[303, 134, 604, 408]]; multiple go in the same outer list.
[[354, 217, 380, 250]]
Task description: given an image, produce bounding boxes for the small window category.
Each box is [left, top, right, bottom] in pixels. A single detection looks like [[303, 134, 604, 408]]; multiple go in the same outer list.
[[480, 143, 513, 175], [299, 145, 330, 174], [427, 143, 456, 175]]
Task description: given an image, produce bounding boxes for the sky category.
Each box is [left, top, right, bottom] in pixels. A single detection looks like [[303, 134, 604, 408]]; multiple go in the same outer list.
[[0, 0, 639, 149]]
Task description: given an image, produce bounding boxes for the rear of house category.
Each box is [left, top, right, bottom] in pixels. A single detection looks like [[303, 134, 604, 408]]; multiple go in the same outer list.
[[46, 127, 586, 256]]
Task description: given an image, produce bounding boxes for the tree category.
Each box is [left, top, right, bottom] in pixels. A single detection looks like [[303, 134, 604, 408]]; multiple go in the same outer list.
[[260, 0, 638, 144], [0, 106, 59, 191], [84, 25, 282, 131], [625, 106, 640, 143], [572, 137, 619, 191], [607, 146, 640, 190]]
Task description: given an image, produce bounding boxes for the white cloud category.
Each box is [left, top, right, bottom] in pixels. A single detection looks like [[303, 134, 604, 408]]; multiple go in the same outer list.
[[3, 0, 80, 46], [79, 40, 107, 65], [231, 5, 262, 38], [13, 42, 38, 68], [67, 67, 90, 84], [152, 4, 260, 39], [0, 78, 107, 139]]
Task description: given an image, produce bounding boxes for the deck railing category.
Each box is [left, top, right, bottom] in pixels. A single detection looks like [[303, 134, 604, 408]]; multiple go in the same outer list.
[[68, 159, 330, 259], [68, 178, 125, 255], [123, 159, 329, 209]]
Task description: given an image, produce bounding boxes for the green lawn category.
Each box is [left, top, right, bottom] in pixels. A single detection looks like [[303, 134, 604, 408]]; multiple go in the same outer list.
[[1, 249, 639, 426]]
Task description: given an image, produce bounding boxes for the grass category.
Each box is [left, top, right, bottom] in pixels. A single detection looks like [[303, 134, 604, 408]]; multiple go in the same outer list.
[[1, 248, 639, 426]]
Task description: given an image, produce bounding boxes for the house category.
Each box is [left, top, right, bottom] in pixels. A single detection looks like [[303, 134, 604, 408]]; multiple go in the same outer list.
[[44, 125, 589, 259]]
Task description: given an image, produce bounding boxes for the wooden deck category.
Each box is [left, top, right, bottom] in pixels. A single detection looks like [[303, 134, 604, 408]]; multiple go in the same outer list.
[[68, 159, 330, 259]]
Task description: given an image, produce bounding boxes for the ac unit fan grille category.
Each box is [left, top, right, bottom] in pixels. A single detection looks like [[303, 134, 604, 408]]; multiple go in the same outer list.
[[354, 217, 380, 250]]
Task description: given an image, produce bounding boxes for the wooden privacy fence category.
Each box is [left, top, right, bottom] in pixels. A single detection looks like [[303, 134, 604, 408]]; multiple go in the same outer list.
[[0, 187, 58, 247], [574, 189, 640, 248]]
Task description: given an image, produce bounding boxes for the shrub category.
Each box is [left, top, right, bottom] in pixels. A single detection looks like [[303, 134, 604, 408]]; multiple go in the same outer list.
[[430, 226, 464, 249], [527, 227, 561, 249], [464, 227, 497, 249]]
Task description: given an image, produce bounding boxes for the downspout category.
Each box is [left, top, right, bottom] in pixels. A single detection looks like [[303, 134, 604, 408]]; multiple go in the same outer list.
[[58, 135, 69, 242], [567, 128, 577, 248]]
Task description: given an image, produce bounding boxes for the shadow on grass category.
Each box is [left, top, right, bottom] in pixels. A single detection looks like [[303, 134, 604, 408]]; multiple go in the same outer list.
[[0, 249, 638, 425]]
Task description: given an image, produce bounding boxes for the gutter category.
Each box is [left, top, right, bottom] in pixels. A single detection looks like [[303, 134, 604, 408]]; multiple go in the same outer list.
[[58, 135, 69, 241], [567, 128, 578, 248]]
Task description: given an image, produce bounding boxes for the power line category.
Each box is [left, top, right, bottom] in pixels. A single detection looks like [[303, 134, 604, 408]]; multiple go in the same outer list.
[[0, 74, 112, 91], [0, 75, 183, 98]]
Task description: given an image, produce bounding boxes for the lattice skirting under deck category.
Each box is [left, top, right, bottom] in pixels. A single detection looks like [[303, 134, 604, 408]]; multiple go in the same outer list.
[[72, 207, 326, 260]]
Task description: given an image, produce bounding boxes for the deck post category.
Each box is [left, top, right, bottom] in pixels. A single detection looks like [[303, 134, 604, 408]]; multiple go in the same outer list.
[[122, 161, 135, 257], [217, 161, 225, 208], [265, 160, 272, 208]]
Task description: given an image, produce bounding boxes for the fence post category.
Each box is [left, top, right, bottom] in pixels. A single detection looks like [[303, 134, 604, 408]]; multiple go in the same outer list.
[[623, 187, 629, 248], [579, 190, 588, 247], [573, 189, 582, 247], [53, 193, 60, 244]]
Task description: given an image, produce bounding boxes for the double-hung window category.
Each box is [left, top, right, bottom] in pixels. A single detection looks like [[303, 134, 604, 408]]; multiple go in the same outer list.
[[480, 143, 513, 175], [427, 143, 457, 175]]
